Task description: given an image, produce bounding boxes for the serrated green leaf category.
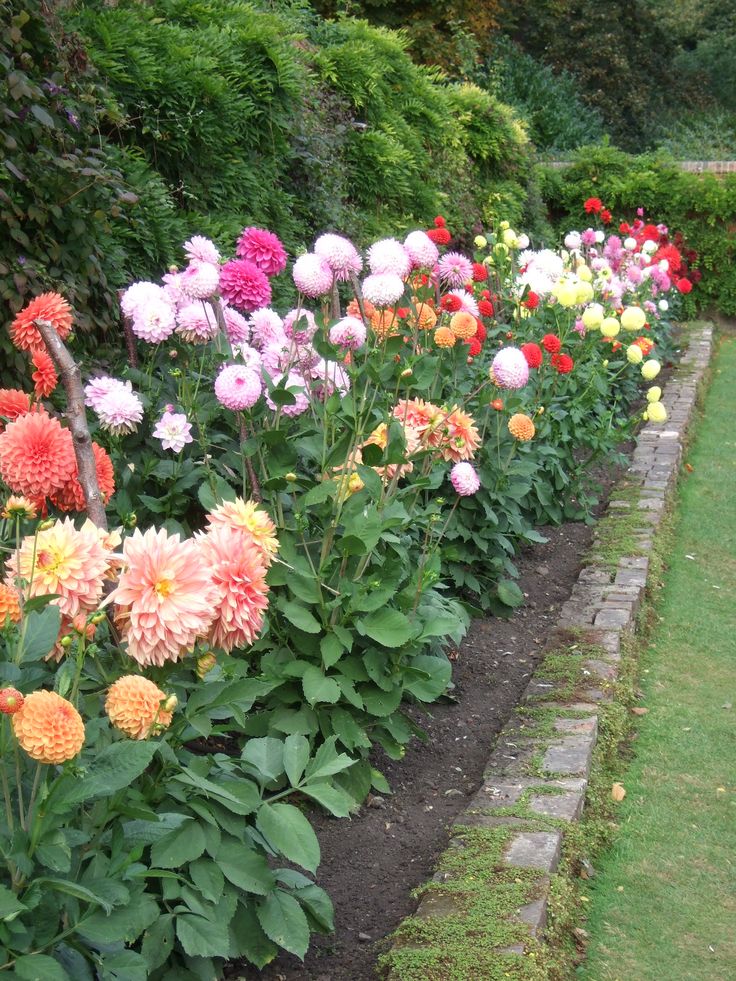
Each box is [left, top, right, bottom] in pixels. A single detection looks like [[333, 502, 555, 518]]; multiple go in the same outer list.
[[295, 884, 335, 933], [404, 654, 452, 702], [21, 606, 62, 662], [0, 883, 26, 920], [300, 781, 355, 818], [216, 837, 275, 895], [279, 600, 322, 634], [176, 914, 230, 958], [256, 890, 310, 959], [304, 736, 355, 781], [302, 667, 341, 706], [360, 685, 403, 716], [320, 633, 344, 668], [13, 954, 70, 980], [197, 476, 237, 513], [228, 901, 278, 967], [256, 803, 320, 874], [497, 579, 524, 608], [283, 734, 309, 787], [242, 737, 285, 783], [357, 608, 413, 648], [77, 896, 158, 944], [50, 742, 158, 811], [150, 820, 204, 868]]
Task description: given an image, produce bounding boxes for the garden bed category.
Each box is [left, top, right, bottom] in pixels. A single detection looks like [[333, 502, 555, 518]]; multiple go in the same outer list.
[[235, 499, 616, 981]]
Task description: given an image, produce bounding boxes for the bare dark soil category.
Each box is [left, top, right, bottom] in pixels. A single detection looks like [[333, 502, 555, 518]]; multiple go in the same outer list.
[[233, 498, 609, 981]]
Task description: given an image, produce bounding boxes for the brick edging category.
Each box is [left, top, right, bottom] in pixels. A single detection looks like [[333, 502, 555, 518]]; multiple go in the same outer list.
[[386, 321, 714, 970]]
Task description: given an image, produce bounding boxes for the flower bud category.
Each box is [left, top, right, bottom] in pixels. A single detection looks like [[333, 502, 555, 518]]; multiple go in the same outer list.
[[163, 694, 178, 713], [285, 472, 297, 483]]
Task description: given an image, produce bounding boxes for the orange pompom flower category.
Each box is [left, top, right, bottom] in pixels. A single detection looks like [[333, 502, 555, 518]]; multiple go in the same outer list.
[[0, 410, 75, 500], [408, 299, 437, 330], [0, 389, 32, 432], [110, 527, 218, 668], [9, 293, 73, 353], [49, 442, 115, 513], [508, 413, 536, 442], [449, 311, 478, 340], [0, 688, 24, 715], [0, 584, 21, 625], [434, 326, 456, 348], [9, 517, 113, 619], [105, 675, 173, 739], [370, 309, 399, 341], [13, 690, 85, 764], [196, 526, 270, 652], [30, 347, 58, 399], [206, 498, 279, 564]]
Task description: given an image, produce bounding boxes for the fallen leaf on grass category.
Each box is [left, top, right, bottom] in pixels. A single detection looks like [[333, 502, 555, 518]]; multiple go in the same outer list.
[[717, 787, 726, 794], [631, 707, 649, 716], [611, 783, 626, 802], [685, 463, 694, 472], [722, 703, 732, 710]]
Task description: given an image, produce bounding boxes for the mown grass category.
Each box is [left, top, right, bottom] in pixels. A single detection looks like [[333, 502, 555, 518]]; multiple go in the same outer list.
[[578, 334, 736, 981]]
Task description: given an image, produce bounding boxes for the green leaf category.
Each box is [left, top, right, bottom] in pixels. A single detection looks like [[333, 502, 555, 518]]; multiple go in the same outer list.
[[300, 781, 355, 818], [497, 579, 524, 608], [123, 812, 190, 847], [0, 883, 26, 920], [295, 884, 335, 933], [98, 950, 149, 981], [302, 481, 337, 508], [283, 734, 309, 787], [176, 914, 230, 958], [278, 600, 322, 634], [189, 859, 224, 905], [242, 737, 285, 783], [361, 685, 403, 716], [13, 955, 70, 980], [320, 633, 344, 668], [21, 606, 62, 661], [77, 896, 158, 944], [151, 820, 205, 868], [30, 104, 55, 128], [302, 667, 341, 707], [304, 736, 355, 781], [357, 608, 413, 648], [417, 613, 462, 641], [228, 901, 278, 967], [256, 890, 310, 959], [50, 742, 157, 810], [141, 915, 175, 971], [35, 878, 114, 913], [256, 803, 320, 873], [404, 655, 452, 702], [330, 707, 371, 751], [197, 475, 237, 512], [173, 771, 261, 816], [216, 837, 275, 895]]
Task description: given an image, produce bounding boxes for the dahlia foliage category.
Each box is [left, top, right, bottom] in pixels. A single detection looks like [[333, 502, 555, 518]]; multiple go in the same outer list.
[[0, 200, 694, 975]]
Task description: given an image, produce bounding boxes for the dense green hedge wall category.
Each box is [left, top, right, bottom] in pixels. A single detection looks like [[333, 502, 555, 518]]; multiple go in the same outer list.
[[538, 145, 736, 316]]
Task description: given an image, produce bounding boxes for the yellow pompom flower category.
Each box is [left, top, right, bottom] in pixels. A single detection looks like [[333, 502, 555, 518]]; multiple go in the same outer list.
[[582, 304, 604, 329], [555, 282, 579, 308], [647, 401, 668, 423], [626, 344, 643, 364], [620, 306, 646, 331], [641, 359, 661, 381], [575, 281, 594, 304], [646, 386, 662, 402], [473, 235, 488, 249], [577, 265, 593, 283], [601, 317, 621, 338]]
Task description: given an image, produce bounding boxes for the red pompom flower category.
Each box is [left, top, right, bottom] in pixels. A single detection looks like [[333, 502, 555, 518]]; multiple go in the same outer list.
[[520, 342, 543, 368], [542, 333, 562, 354]]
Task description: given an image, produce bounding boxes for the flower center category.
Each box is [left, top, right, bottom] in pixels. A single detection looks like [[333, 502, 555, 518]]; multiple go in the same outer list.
[[155, 578, 174, 598]]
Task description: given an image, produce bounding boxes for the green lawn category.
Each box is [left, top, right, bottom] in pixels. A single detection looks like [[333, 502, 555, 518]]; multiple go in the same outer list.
[[579, 334, 736, 981]]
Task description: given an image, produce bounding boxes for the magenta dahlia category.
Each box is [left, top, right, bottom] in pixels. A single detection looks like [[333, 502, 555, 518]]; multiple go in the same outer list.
[[219, 260, 272, 312], [236, 227, 287, 277]]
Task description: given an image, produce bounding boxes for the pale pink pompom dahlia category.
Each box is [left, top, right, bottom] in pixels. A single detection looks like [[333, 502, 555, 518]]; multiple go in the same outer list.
[[223, 307, 250, 344], [450, 462, 480, 497], [236, 227, 287, 277], [293, 253, 334, 298], [329, 316, 366, 350], [491, 347, 530, 390], [176, 302, 219, 343], [314, 234, 362, 280], [404, 231, 440, 270], [180, 262, 220, 301], [214, 364, 262, 410], [367, 238, 411, 278], [438, 252, 473, 288], [184, 236, 220, 265], [130, 298, 176, 344], [110, 527, 218, 668], [361, 273, 405, 308], [265, 372, 310, 416]]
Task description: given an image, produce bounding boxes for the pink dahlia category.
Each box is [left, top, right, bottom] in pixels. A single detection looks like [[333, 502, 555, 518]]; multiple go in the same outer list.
[[314, 234, 362, 280], [438, 252, 473, 288], [445, 288, 479, 317], [207, 497, 279, 563], [491, 347, 530, 390], [183, 235, 220, 265], [248, 308, 286, 350], [329, 316, 366, 350], [367, 238, 411, 278], [180, 261, 220, 301], [8, 517, 112, 618], [152, 411, 193, 453], [196, 526, 269, 652], [450, 462, 480, 497], [85, 376, 125, 412], [361, 273, 405, 308], [293, 253, 333, 298], [311, 359, 350, 400], [93, 383, 143, 436], [219, 260, 272, 312], [283, 308, 317, 343], [223, 306, 250, 344], [214, 364, 262, 410], [236, 227, 287, 277], [161, 270, 188, 307], [265, 372, 310, 416], [404, 231, 439, 270], [175, 302, 219, 343], [110, 526, 218, 668], [130, 297, 176, 344], [121, 282, 168, 320]]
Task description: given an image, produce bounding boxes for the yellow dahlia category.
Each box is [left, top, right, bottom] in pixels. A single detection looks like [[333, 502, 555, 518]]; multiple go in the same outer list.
[[206, 498, 279, 563], [105, 675, 173, 739], [8, 518, 113, 618], [13, 690, 85, 764], [2, 496, 37, 520], [508, 413, 536, 442]]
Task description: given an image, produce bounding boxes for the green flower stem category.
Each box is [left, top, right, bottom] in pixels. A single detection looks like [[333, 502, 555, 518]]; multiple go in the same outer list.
[[13, 740, 25, 832]]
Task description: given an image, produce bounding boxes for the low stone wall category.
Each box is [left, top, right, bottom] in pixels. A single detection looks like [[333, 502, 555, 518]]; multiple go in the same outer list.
[[386, 322, 714, 975]]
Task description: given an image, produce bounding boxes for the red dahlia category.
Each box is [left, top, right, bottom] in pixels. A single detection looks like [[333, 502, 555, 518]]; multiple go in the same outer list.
[[584, 197, 603, 214], [520, 342, 543, 368], [440, 294, 463, 313], [523, 291, 540, 310], [434, 216, 446, 228], [551, 353, 574, 374], [474, 321, 487, 342], [478, 299, 494, 317], [542, 333, 561, 354], [467, 337, 482, 357], [676, 277, 693, 294], [427, 227, 451, 246], [472, 263, 488, 282]]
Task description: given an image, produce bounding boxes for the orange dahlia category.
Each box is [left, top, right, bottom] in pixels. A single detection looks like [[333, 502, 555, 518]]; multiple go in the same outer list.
[[408, 298, 437, 330], [441, 406, 481, 463], [49, 442, 115, 513], [9, 293, 73, 353], [347, 297, 375, 320], [370, 309, 399, 341], [449, 312, 478, 340], [110, 526, 218, 668], [0, 410, 75, 500], [434, 326, 456, 348], [0, 389, 32, 432], [508, 413, 535, 442], [196, 526, 269, 652], [2, 496, 38, 520], [105, 675, 173, 739], [206, 498, 279, 563], [30, 347, 58, 399], [8, 517, 113, 618], [12, 690, 84, 764], [0, 584, 21, 625]]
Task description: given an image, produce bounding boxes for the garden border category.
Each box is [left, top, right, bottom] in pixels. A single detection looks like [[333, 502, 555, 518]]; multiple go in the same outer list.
[[383, 321, 714, 978]]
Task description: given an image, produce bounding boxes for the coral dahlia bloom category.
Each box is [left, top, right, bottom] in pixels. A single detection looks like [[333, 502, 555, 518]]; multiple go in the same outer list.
[[236, 227, 287, 277], [0, 411, 75, 499], [49, 442, 115, 513], [13, 690, 84, 764], [508, 413, 535, 441], [10, 293, 73, 352], [206, 498, 279, 563], [30, 348, 58, 398], [9, 518, 112, 619], [110, 527, 218, 668], [0, 688, 24, 714], [441, 406, 481, 462], [449, 312, 477, 340], [196, 526, 269, 652], [105, 675, 173, 739], [0, 584, 21, 625], [0, 389, 32, 432]]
